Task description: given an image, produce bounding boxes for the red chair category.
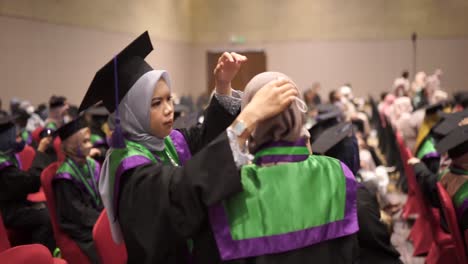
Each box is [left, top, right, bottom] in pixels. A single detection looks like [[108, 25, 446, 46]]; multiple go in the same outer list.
[[41, 162, 91, 264], [17, 145, 36, 171], [398, 147, 434, 255], [435, 183, 468, 264], [1, 214, 66, 263], [395, 132, 419, 219], [93, 209, 128, 264], [16, 145, 47, 202]]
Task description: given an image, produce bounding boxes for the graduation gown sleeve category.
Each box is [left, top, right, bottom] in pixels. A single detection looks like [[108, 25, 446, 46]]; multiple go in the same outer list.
[[179, 95, 239, 155], [53, 180, 101, 238], [118, 132, 241, 264], [413, 162, 440, 208], [0, 166, 41, 201]]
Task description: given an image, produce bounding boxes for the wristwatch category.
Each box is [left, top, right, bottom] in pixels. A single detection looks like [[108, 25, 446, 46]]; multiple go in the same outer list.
[[231, 119, 250, 138]]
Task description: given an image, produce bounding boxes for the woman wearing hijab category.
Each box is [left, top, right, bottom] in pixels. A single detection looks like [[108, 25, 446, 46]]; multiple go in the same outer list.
[[52, 116, 103, 263], [78, 32, 298, 264], [0, 115, 56, 252], [197, 72, 359, 264]]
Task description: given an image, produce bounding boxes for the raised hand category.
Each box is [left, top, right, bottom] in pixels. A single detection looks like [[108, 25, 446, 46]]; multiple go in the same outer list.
[[214, 52, 248, 95]]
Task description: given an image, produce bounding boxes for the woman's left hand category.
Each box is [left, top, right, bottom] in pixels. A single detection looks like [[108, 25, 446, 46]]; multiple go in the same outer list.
[[214, 52, 247, 95]]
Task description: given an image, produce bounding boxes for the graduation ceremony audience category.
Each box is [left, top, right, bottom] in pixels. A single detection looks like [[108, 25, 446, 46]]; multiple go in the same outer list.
[[1, 3, 468, 264]]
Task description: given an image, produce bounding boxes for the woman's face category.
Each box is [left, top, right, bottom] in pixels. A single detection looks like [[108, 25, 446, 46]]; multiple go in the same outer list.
[[79, 128, 93, 157], [150, 79, 174, 138], [64, 128, 92, 158]]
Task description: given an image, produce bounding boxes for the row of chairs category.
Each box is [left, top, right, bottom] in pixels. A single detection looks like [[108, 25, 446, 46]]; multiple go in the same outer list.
[[41, 162, 128, 264], [2, 144, 127, 264], [388, 121, 467, 262], [369, 96, 467, 263]]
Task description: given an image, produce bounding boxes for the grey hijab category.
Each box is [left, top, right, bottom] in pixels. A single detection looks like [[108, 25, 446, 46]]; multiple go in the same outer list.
[[119, 70, 171, 151], [100, 70, 170, 243]]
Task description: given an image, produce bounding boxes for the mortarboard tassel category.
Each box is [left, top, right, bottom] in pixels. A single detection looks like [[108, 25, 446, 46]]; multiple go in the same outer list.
[[111, 56, 126, 149]]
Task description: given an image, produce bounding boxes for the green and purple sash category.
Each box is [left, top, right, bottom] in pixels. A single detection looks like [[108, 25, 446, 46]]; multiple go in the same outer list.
[[209, 140, 358, 260], [54, 157, 102, 208], [416, 136, 440, 160], [107, 130, 191, 216], [0, 153, 20, 171]]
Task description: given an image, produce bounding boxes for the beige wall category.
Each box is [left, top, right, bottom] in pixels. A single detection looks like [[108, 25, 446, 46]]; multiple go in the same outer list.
[[192, 0, 468, 43], [0, 16, 196, 106], [191, 39, 468, 99], [1, 1, 468, 107], [0, 0, 193, 42]]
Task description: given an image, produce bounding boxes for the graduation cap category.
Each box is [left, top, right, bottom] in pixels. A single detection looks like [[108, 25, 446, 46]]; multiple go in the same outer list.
[[54, 116, 88, 141], [49, 96, 67, 109], [312, 122, 354, 154], [424, 100, 451, 115], [435, 125, 468, 159], [0, 115, 15, 133], [309, 104, 343, 141], [78, 31, 154, 148], [79, 31, 154, 113], [432, 109, 468, 138]]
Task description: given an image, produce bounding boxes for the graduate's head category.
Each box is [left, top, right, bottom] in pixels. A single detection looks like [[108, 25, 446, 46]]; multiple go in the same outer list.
[[78, 32, 172, 152], [149, 78, 174, 138], [242, 72, 308, 153], [55, 116, 92, 162]]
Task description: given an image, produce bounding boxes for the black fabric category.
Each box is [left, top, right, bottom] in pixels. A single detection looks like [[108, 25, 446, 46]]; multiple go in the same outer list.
[[79, 31, 153, 112], [413, 162, 440, 208], [119, 132, 240, 264], [117, 96, 239, 264], [0, 151, 56, 252], [53, 180, 103, 264], [192, 229, 359, 264], [356, 186, 402, 264]]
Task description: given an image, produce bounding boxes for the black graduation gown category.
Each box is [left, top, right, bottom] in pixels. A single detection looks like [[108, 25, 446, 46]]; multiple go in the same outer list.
[[118, 96, 241, 264], [0, 151, 56, 251], [54, 177, 104, 264], [413, 162, 440, 208], [356, 186, 402, 264]]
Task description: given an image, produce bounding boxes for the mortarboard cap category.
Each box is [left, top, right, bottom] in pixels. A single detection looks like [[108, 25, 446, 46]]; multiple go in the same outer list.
[[309, 104, 343, 141], [79, 31, 154, 113], [312, 122, 354, 154], [424, 100, 450, 115], [54, 116, 87, 141], [432, 109, 468, 138], [435, 125, 468, 159]]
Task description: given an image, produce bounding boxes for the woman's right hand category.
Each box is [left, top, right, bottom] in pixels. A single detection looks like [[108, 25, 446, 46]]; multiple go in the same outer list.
[[244, 78, 298, 122], [233, 78, 298, 140]]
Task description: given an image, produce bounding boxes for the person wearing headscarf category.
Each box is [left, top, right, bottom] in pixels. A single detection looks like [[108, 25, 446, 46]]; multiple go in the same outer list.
[[52, 117, 103, 263], [0, 115, 56, 252], [79, 33, 299, 264], [196, 72, 359, 264]]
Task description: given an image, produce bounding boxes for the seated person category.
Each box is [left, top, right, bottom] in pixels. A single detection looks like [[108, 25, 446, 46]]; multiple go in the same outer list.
[[194, 72, 360, 264], [436, 122, 468, 232], [0, 115, 55, 252], [53, 116, 103, 263]]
